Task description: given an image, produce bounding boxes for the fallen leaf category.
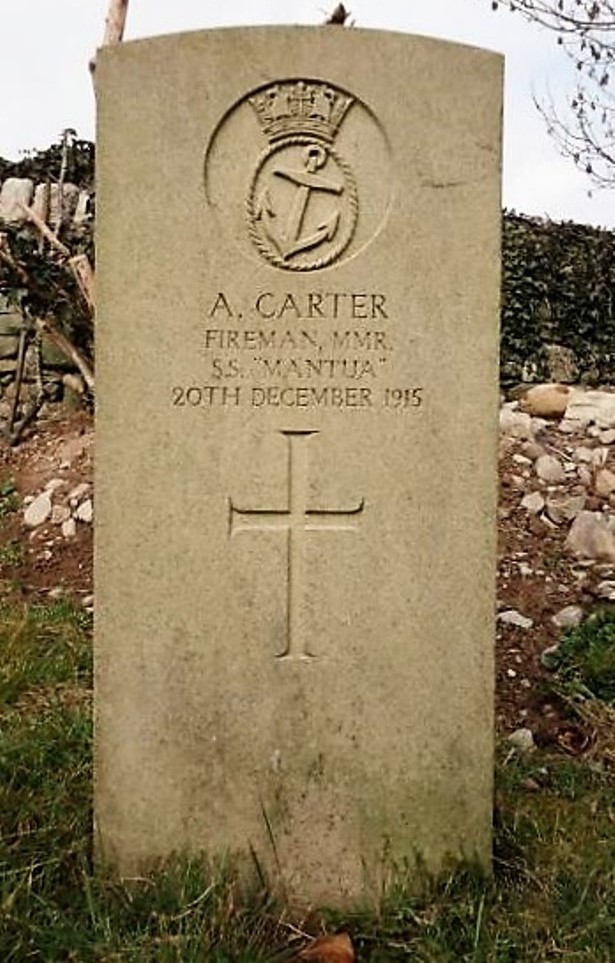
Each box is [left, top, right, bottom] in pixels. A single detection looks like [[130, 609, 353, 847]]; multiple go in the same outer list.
[[298, 932, 356, 962]]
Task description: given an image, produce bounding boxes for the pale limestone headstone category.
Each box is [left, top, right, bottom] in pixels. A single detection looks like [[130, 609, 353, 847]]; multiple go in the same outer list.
[[0, 177, 33, 223], [96, 27, 502, 908]]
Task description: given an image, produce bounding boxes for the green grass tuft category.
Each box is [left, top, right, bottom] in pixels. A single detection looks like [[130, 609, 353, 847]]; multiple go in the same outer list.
[[0, 480, 19, 520], [0, 600, 614, 960], [555, 608, 615, 703]]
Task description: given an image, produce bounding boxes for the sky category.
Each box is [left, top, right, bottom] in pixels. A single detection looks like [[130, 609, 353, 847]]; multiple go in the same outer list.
[[0, 0, 613, 229]]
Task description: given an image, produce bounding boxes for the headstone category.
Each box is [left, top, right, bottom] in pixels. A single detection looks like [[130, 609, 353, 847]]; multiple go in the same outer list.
[[96, 27, 502, 908], [0, 177, 34, 224]]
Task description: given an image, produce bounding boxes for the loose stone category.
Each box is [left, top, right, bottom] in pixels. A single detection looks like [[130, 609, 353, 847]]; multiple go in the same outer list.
[[62, 518, 77, 539], [565, 511, 615, 563], [551, 605, 583, 629], [520, 491, 545, 514], [499, 407, 534, 440], [594, 468, 615, 499], [508, 728, 536, 752], [24, 491, 52, 528], [75, 498, 93, 523], [498, 609, 534, 630], [535, 454, 565, 484], [521, 383, 574, 419]]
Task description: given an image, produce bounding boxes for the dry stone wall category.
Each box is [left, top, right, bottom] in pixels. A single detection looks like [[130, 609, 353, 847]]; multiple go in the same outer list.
[[0, 176, 91, 230], [0, 169, 93, 421], [0, 155, 613, 405]]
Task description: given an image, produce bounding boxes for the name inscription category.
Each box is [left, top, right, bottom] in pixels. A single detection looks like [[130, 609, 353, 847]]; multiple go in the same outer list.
[[172, 290, 424, 412]]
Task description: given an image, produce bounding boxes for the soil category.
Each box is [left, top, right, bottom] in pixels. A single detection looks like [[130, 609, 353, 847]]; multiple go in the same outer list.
[[1, 403, 612, 753]]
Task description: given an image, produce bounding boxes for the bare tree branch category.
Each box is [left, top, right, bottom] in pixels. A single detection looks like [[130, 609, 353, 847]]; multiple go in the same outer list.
[[488, 1, 615, 188]]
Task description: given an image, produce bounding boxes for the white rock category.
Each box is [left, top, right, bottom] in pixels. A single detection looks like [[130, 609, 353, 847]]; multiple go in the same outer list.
[[574, 447, 594, 463], [521, 441, 546, 461], [75, 498, 93, 523], [23, 491, 52, 528], [520, 491, 545, 514], [551, 605, 584, 629], [73, 190, 91, 225], [512, 453, 532, 467], [595, 469, 615, 499], [577, 466, 592, 488], [499, 407, 534, 440], [565, 511, 615, 563], [600, 429, 615, 445], [544, 494, 586, 526], [565, 390, 615, 430], [69, 482, 90, 503], [498, 609, 534, 630], [51, 504, 71, 525], [591, 448, 608, 468], [63, 373, 86, 396], [508, 728, 536, 752], [61, 518, 77, 539], [531, 418, 549, 434], [45, 478, 66, 493], [535, 454, 566, 484], [521, 383, 574, 419], [596, 580, 615, 601], [0, 177, 34, 223]]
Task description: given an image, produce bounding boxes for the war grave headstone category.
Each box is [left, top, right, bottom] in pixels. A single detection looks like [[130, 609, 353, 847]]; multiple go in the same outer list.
[[95, 26, 502, 908]]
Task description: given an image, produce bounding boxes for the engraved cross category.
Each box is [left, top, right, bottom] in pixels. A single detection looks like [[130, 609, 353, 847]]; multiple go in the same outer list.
[[228, 430, 364, 661]]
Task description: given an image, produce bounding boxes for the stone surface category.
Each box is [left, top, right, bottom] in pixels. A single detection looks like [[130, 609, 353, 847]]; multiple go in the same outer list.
[[551, 604, 583, 629], [535, 454, 565, 484], [521, 383, 574, 419], [24, 491, 52, 528], [508, 727, 536, 752], [62, 517, 77, 539], [0, 177, 34, 223], [565, 511, 615, 563], [544, 494, 585, 526], [520, 491, 545, 514], [95, 27, 502, 906], [594, 468, 615, 499], [75, 498, 93, 523], [596, 580, 615, 601], [565, 390, 615, 430], [498, 609, 533, 630], [499, 406, 534, 440]]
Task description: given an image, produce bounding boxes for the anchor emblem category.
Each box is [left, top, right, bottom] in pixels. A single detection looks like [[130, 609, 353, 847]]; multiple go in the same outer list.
[[256, 144, 344, 262], [246, 80, 359, 272]]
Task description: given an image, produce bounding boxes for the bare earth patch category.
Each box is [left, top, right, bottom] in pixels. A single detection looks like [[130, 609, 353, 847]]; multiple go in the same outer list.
[[0, 398, 613, 747]]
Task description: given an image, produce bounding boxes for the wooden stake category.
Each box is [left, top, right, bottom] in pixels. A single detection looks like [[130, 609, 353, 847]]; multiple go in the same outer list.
[[33, 318, 95, 392], [0, 235, 95, 393], [91, 0, 130, 79], [103, 0, 130, 46]]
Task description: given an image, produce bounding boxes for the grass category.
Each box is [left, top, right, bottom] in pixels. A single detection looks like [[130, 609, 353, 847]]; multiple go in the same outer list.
[[1, 600, 614, 961], [552, 608, 615, 704], [0, 480, 19, 521]]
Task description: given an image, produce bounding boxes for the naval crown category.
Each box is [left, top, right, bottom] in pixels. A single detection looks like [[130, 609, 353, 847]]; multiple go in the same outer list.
[[249, 80, 353, 143]]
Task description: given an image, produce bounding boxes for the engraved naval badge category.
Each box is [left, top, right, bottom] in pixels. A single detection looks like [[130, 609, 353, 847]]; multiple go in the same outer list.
[[246, 80, 359, 272]]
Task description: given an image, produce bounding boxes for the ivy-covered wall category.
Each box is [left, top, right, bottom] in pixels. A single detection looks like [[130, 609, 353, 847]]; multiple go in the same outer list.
[[501, 212, 614, 386]]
